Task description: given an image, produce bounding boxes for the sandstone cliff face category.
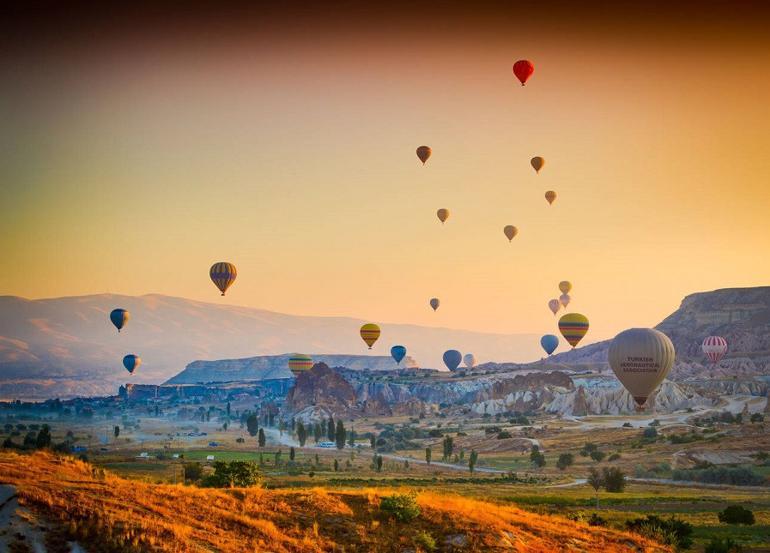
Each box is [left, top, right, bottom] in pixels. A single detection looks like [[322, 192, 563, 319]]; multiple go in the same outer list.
[[284, 363, 357, 417]]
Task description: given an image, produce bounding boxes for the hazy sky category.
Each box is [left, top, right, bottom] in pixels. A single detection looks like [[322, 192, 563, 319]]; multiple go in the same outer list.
[[2, 2, 769, 347]]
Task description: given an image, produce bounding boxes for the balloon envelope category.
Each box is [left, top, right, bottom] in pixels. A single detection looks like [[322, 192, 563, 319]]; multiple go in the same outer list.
[[443, 350, 462, 372], [288, 354, 313, 374], [463, 353, 476, 368], [360, 323, 381, 349], [391, 345, 407, 364], [558, 281, 572, 294], [123, 354, 141, 374], [110, 308, 129, 332], [548, 299, 561, 315], [559, 293, 571, 308], [530, 156, 545, 173], [702, 336, 728, 364], [210, 262, 237, 296], [416, 145, 432, 164], [558, 313, 589, 347], [513, 60, 535, 85], [545, 190, 556, 205], [503, 225, 518, 242], [608, 328, 675, 407], [437, 208, 449, 224], [430, 298, 440, 311], [540, 334, 559, 355]]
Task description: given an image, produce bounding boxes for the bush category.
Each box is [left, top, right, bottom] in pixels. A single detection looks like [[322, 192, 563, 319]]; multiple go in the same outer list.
[[622, 422, 633, 428], [608, 453, 621, 462], [705, 537, 743, 553], [556, 453, 574, 470], [626, 515, 693, 550], [587, 513, 607, 527], [413, 530, 437, 551], [380, 492, 420, 522], [718, 505, 755, 525], [642, 427, 658, 439], [602, 467, 626, 492], [671, 466, 765, 486], [497, 431, 512, 439], [590, 450, 606, 462], [201, 461, 262, 488]]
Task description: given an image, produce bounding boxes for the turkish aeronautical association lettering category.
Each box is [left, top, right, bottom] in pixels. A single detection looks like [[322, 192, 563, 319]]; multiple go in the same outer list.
[[620, 356, 661, 373]]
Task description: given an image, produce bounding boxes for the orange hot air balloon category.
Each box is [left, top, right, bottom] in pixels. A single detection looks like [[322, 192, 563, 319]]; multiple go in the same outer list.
[[360, 323, 381, 349], [513, 60, 534, 86], [503, 225, 518, 242], [416, 146, 432, 165], [531, 156, 545, 173], [436, 208, 449, 224], [545, 190, 556, 205]]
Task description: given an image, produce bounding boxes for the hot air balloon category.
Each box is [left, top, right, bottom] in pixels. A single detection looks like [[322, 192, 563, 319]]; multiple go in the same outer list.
[[443, 350, 462, 372], [437, 208, 449, 224], [391, 345, 407, 365], [503, 225, 518, 242], [288, 354, 313, 374], [110, 309, 129, 333], [530, 156, 545, 173], [430, 298, 440, 311], [558, 281, 572, 294], [545, 190, 556, 205], [123, 354, 141, 374], [608, 328, 675, 407], [559, 293, 571, 308], [210, 262, 237, 296], [416, 146, 432, 165], [558, 313, 589, 348], [360, 323, 381, 349], [463, 353, 476, 369], [540, 334, 559, 356], [548, 299, 561, 315], [702, 336, 728, 364], [513, 60, 534, 86]]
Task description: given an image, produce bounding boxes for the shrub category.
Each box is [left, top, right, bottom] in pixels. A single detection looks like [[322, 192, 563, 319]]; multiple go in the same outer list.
[[380, 492, 420, 522], [608, 453, 621, 461], [587, 513, 607, 527], [413, 530, 437, 551], [642, 427, 658, 439], [201, 461, 262, 488], [671, 466, 765, 486], [626, 515, 693, 550], [705, 537, 743, 553], [718, 505, 755, 525], [622, 422, 633, 428], [590, 450, 606, 462], [556, 453, 574, 470], [602, 467, 626, 492], [497, 431, 512, 439]]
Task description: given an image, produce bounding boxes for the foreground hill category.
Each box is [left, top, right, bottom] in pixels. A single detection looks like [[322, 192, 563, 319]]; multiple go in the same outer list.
[[0, 451, 668, 553]]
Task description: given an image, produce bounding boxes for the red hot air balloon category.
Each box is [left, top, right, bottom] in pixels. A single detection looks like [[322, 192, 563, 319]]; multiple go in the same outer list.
[[702, 336, 728, 364], [513, 60, 535, 86]]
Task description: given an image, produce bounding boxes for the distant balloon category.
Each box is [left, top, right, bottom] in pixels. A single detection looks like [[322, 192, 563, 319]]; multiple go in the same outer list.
[[210, 262, 237, 296], [110, 309, 129, 333], [360, 323, 381, 349], [513, 60, 535, 86], [288, 354, 313, 374], [530, 156, 545, 173], [548, 299, 561, 315], [437, 208, 449, 224], [391, 345, 407, 365], [558, 313, 589, 348], [608, 328, 675, 407], [540, 334, 559, 356], [443, 350, 462, 372], [503, 225, 518, 242], [558, 281, 572, 294], [559, 293, 571, 308], [702, 336, 728, 364], [123, 354, 141, 374], [430, 298, 440, 311], [545, 190, 556, 205], [463, 353, 476, 369], [416, 146, 432, 165]]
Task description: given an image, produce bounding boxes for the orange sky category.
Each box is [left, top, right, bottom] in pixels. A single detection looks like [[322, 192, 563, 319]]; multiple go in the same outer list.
[[1, 2, 769, 349]]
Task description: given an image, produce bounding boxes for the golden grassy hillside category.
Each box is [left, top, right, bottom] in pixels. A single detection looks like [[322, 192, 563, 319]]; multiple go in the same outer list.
[[0, 451, 670, 552]]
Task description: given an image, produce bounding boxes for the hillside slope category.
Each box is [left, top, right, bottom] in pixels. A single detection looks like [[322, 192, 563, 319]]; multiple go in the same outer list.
[[0, 451, 669, 553]]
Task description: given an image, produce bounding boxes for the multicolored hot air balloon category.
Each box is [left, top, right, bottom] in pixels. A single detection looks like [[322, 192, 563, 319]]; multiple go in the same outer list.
[[530, 156, 545, 173], [702, 336, 728, 364], [391, 345, 407, 365], [558, 281, 572, 294], [548, 299, 561, 315], [110, 309, 129, 333], [443, 349, 462, 372], [463, 353, 476, 369], [437, 208, 449, 224], [503, 225, 518, 242], [430, 298, 440, 311], [360, 323, 381, 349], [416, 146, 432, 165], [210, 262, 237, 296], [123, 354, 141, 374], [513, 60, 534, 86], [545, 190, 556, 205], [559, 293, 571, 308], [558, 313, 589, 348], [608, 328, 675, 407], [540, 334, 559, 356], [288, 354, 313, 374]]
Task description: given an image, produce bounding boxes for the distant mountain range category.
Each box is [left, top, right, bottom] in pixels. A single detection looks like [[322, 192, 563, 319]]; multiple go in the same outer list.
[[0, 294, 540, 399]]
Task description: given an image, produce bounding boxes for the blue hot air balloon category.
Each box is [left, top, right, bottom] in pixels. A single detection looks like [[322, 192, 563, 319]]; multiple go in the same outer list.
[[123, 354, 141, 374], [391, 345, 407, 365], [540, 335, 559, 356], [110, 308, 129, 333], [443, 349, 462, 372]]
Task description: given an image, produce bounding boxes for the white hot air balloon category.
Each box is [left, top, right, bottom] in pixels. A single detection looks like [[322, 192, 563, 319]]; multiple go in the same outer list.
[[463, 353, 476, 369], [702, 336, 728, 364], [608, 328, 675, 408], [559, 293, 571, 308], [548, 299, 561, 315]]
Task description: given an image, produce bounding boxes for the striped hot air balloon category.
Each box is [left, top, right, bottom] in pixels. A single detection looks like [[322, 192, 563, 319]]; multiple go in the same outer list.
[[288, 354, 313, 374], [110, 308, 129, 333], [702, 336, 728, 364], [558, 313, 589, 348], [210, 262, 237, 296], [360, 323, 381, 349]]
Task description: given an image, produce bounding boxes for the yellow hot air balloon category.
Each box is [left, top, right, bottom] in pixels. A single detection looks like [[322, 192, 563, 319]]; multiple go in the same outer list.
[[437, 208, 449, 224], [210, 262, 237, 296], [545, 190, 556, 205], [360, 323, 381, 349], [531, 156, 544, 173], [608, 328, 675, 407], [558, 313, 589, 348], [288, 354, 313, 375], [503, 225, 518, 242], [558, 281, 572, 294], [416, 146, 432, 165]]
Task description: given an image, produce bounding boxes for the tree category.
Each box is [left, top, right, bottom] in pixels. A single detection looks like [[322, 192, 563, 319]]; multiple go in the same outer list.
[[602, 467, 626, 492], [375, 454, 383, 472], [530, 445, 545, 468], [469, 450, 478, 474], [347, 427, 356, 447], [113, 426, 120, 440], [183, 462, 203, 483], [556, 453, 574, 470], [314, 422, 323, 443], [425, 447, 432, 465], [442, 436, 454, 461], [642, 427, 658, 440], [289, 447, 295, 461], [718, 505, 755, 525], [334, 459, 339, 472], [226, 401, 231, 418], [296, 421, 307, 447], [246, 415, 259, 437], [327, 416, 335, 442], [202, 461, 262, 488], [370, 434, 376, 450], [335, 420, 346, 450], [588, 467, 604, 508], [35, 425, 51, 449], [258, 428, 266, 448], [590, 450, 606, 463]]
